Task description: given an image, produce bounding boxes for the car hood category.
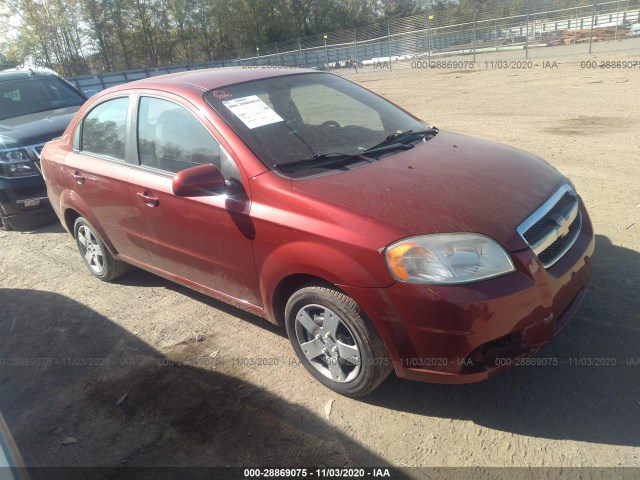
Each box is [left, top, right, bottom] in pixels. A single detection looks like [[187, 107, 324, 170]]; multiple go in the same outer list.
[[0, 106, 80, 149], [292, 131, 566, 251]]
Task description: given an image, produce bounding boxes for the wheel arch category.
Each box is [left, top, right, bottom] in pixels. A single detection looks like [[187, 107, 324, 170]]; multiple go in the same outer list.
[[60, 191, 118, 256], [259, 240, 393, 327], [268, 273, 398, 370], [270, 273, 343, 327], [63, 208, 81, 235]]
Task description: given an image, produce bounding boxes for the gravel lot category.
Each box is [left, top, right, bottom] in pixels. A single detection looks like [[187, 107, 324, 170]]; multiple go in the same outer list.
[[1, 43, 639, 477]]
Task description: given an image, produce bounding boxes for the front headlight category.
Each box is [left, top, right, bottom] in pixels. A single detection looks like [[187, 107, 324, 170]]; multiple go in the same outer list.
[[0, 149, 39, 178], [385, 233, 515, 285]]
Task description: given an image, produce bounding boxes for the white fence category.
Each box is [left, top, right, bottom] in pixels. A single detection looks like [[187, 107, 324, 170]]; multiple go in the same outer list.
[[68, 0, 640, 93]]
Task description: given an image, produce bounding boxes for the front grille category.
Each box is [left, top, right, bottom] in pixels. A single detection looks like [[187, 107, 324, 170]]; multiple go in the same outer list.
[[517, 184, 582, 268], [25, 143, 45, 160], [23, 143, 45, 175], [523, 192, 575, 244], [537, 213, 581, 265], [32, 159, 42, 174]]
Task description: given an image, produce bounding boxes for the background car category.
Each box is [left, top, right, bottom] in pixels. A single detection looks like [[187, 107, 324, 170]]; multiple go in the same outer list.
[[41, 68, 594, 396], [628, 23, 640, 36], [0, 68, 85, 231]]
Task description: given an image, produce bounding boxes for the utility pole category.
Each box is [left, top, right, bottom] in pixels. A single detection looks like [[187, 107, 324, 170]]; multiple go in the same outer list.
[[614, 0, 621, 41], [353, 12, 358, 63], [386, 18, 393, 70], [298, 38, 303, 67], [473, 5, 477, 62], [383, 0, 392, 71], [428, 14, 433, 61], [589, 0, 596, 54], [525, 0, 530, 60], [323, 34, 329, 66]]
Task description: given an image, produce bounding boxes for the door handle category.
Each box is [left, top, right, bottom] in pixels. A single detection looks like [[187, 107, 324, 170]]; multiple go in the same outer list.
[[137, 191, 160, 207], [72, 171, 85, 184]]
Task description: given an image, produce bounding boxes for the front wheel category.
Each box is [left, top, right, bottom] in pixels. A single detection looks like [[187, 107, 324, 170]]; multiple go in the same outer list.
[[74, 217, 129, 282], [285, 284, 392, 397]]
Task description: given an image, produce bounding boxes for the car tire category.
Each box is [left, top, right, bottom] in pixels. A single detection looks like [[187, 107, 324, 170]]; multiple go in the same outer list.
[[0, 216, 13, 231], [73, 217, 129, 282], [285, 284, 392, 397]]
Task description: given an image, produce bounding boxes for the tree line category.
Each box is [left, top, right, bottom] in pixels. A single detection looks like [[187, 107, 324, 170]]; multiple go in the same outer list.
[[0, 0, 635, 76]]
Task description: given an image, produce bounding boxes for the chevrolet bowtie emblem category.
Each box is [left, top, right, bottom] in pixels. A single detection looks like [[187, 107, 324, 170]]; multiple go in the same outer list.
[[549, 214, 571, 239]]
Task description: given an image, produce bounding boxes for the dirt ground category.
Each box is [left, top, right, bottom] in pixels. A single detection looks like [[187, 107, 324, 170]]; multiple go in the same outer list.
[[1, 42, 639, 478]]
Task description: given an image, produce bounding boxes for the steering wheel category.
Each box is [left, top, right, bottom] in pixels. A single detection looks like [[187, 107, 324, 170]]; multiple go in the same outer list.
[[320, 120, 341, 129]]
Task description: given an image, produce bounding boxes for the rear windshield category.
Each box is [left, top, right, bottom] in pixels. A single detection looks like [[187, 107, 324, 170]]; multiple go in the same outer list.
[[205, 72, 426, 168], [0, 75, 85, 121]]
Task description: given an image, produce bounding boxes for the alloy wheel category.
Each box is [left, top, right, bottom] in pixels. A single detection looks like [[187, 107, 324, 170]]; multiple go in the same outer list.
[[294, 304, 361, 383], [77, 225, 105, 275]]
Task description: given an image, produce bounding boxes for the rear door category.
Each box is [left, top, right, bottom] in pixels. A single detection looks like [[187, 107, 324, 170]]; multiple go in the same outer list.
[[126, 94, 261, 306], [63, 95, 149, 261]]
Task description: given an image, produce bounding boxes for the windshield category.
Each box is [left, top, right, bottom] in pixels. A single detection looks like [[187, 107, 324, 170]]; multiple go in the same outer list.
[[0, 75, 85, 121], [205, 72, 428, 169]]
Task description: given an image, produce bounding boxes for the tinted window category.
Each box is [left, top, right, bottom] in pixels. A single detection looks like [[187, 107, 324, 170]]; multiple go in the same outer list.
[[137, 97, 224, 175], [81, 97, 128, 161], [0, 75, 85, 121]]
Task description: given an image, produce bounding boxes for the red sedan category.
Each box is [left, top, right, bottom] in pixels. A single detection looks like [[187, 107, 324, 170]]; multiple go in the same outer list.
[[41, 68, 594, 396]]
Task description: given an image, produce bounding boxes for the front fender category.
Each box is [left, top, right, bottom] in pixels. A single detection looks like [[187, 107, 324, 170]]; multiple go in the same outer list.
[[258, 240, 394, 321]]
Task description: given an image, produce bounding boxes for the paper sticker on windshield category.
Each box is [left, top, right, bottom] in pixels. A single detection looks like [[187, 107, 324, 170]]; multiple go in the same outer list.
[[222, 95, 283, 129]]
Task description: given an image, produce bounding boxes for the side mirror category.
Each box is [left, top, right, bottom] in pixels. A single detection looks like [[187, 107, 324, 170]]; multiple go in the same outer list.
[[172, 163, 226, 197]]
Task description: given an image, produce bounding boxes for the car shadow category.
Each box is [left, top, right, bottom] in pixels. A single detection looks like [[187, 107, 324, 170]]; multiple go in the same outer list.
[[117, 267, 287, 339], [24, 225, 638, 450], [75, 233, 640, 448], [18, 219, 66, 234], [0, 289, 387, 477], [364, 234, 640, 447]]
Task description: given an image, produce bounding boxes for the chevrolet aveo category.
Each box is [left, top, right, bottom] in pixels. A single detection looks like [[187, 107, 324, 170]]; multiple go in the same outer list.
[[41, 68, 594, 396]]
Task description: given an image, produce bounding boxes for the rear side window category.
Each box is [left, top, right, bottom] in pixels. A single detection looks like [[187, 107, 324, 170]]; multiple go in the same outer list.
[[137, 97, 225, 175], [81, 97, 129, 161]]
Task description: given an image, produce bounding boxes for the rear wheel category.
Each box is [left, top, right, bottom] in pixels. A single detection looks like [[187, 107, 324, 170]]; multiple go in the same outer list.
[[74, 217, 129, 281], [0, 216, 13, 231], [285, 284, 392, 397]]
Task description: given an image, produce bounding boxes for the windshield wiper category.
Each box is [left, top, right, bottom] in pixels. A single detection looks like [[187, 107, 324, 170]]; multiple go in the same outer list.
[[364, 127, 439, 153], [274, 152, 371, 173], [275, 143, 413, 173]]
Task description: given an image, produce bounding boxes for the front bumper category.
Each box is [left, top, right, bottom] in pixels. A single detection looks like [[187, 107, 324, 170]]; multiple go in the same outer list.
[[344, 203, 595, 384], [0, 175, 55, 230]]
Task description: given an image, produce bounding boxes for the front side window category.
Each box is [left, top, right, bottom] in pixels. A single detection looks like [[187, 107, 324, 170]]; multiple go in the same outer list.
[[137, 97, 234, 176], [81, 97, 129, 161], [205, 73, 426, 169]]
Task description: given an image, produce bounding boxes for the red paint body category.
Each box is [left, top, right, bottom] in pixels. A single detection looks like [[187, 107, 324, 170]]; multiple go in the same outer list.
[[41, 68, 594, 384]]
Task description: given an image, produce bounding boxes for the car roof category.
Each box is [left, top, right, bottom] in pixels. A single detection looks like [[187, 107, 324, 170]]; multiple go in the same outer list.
[[109, 67, 323, 95], [0, 68, 57, 83]]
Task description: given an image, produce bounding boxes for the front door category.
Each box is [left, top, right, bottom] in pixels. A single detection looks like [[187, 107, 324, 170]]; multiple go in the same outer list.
[[126, 95, 261, 306]]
